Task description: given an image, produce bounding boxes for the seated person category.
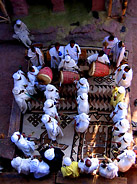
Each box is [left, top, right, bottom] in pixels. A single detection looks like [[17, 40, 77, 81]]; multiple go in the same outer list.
[[58, 55, 80, 73], [28, 45, 45, 69], [61, 157, 80, 178], [65, 40, 81, 64], [49, 42, 64, 69], [87, 50, 110, 65], [13, 19, 32, 48]]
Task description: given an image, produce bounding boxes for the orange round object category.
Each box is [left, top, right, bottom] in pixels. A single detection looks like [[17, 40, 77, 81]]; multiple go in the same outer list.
[[37, 67, 53, 85], [60, 71, 80, 84]]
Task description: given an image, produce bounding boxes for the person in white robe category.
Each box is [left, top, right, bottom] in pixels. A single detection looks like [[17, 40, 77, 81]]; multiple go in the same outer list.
[[30, 158, 50, 178], [110, 41, 125, 67], [78, 157, 99, 174], [41, 114, 63, 141], [11, 131, 35, 156], [11, 157, 31, 175], [115, 64, 133, 88], [44, 84, 60, 103], [49, 42, 65, 68], [76, 78, 89, 96], [28, 45, 44, 69], [12, 87, 32, 114], [77, 93, 89, 114], [43, 99, 60, 121], [99, 160, 118, 179], [114, 132, 134, 151], [13, 70, 29, 89], [112, 119, 130, 136], [103, 35, 118, 49], [58, 55, 80, 73], [74, 113, 90, 133], [65, 40, 81, 64], [87, 50, 110, 65], [13, 20, 31, 48], [116, 150, 136, 172], [110, 102, 127, 123]]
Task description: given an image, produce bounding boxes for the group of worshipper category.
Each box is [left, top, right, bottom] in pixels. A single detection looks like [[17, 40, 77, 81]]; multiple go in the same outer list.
[[11, 20, 136, 180]]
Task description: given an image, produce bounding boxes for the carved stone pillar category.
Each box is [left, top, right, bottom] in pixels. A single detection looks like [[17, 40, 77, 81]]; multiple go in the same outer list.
[[51, 0, 65, 12]]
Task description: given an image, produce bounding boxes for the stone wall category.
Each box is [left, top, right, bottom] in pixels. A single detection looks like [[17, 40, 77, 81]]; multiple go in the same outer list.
[[9, 0, 28, 16]]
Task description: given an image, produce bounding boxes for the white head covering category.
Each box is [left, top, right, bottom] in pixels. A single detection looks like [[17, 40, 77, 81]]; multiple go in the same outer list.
[[13, 73, 20, 80], [123, 132, 133, 144], [16, 19, 22, 25], [46, 84, 55, 91], [79, 78, 88, 85], [11, 131, 20, 143], [41, 114, 50, 123], [118, 102, 127, 110], [118, 86, 125, 94], [63, 157, 72, 166], [29, 66, 39, 75], [78, 113, 89, 122], [44, 99, 54, 109], [44, 148, 55, 160], [65, 55, 71, 62], [30, 159, 39, 173], [12, 87, 20, 95], [11, 157, 22, 168]]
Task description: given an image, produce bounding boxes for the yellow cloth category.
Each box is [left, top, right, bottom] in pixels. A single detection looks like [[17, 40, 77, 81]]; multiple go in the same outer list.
[[110, 87, 125, 107], [61, 162, 80, 178]]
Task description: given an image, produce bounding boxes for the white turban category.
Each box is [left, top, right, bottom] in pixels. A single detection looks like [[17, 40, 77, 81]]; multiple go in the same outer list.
[[41, 114, 50, 123], [16, 19, 22, 25], [12, 87, 20, 95], [80, 93, 88, 101], [123, 133, 133, 144], [79, 78, 88, 85], [13, 73, 20, 80], [118, 86, 125, 94], [44, 148, 55, 160], [46, 84, 55, 91], [63, 157, 72, 166], [65, 55, 71, 62], [11, 132, 20, 143], [118, 102, 127, 110], [11, 157, 22, 168], [44, 99, 54, 108], [78, 113, 90, 122], [30, 159, 39, 173]]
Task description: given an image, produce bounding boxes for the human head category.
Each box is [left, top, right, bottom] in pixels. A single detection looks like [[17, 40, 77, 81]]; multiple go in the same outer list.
[[30, 45, 36, 52], [44, 148, 55, 160], [63, 157, 72, 166], [98, 50, 105, 57], [124, 66, 130, 72], [55, 42, 60, 51], [85, 159, 91, 167], [70, 40, 75, 48], [108, 35, 114, 41], [65, 55, 71, 62], [29, 66, 35, 72], [16, 20, 22, 27], [118, 41, 124, 48]]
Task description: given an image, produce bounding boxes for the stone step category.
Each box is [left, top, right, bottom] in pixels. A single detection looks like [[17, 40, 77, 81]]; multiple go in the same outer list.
[[56, 171, 127, 184]]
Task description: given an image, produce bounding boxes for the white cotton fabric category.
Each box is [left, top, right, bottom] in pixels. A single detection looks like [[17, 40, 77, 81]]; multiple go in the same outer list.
[[44, 84, 60, 102], [63, 157, 72, 166], [76, 78, 89, 96], [77, 93, 89, 114], [103, 36, 118, 49], [87, 53, 110, 64], [78, 157, 99, 174], [116, 150, 136, 172], [65, 43, 81, 62], [75, 113, 90, 133], [44, 148, 55, 160], [11, 132, 35, 156], [112, 119, 130, 136]]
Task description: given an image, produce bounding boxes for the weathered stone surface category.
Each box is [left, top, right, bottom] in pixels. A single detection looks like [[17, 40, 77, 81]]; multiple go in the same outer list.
[[51, 0, 65, 12], [127, 0, 137, 16], [105, 0, 122, 17], [9, 0, 28, 16], [69, 24, 97, 35], [101, 20, 120, 35]]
